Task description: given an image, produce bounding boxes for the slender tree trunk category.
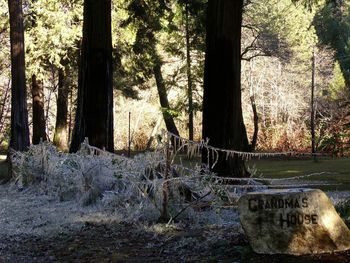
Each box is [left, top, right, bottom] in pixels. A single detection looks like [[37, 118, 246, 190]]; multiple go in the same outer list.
[[248, 61, 258, 152], [0, 81, 10, 135], [0, 80, 11, 148], [31, 74, 47, 144], [53, 68, 69, 150], [8, 0, 30, 151], [249, 95, 258, 151], [68, 87, 73, 144], [202, 0, 249, 177], [185, 1, 194, 141], [153, 63, 180, 138], [311, 50, 316, 159], [70, 0, 114, 152]]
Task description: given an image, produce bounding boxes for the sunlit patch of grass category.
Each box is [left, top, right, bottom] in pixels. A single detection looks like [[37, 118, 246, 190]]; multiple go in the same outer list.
[[174, 155, 350, 190], [247, 157, 350, 191], [248, 157, 350, 178], [285, 170, 301, 174]]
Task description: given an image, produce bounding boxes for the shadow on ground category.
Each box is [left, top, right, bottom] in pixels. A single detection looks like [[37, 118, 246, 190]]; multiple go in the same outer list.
[[1, 222, 349, 262]]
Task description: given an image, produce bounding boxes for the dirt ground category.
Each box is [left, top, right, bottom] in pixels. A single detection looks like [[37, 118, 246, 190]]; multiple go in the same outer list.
[[1, 185, 350, 263], [1, 222, 350, 263]]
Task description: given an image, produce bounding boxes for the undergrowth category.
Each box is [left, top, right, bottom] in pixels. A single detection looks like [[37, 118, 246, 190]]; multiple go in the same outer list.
[[10, 137, 341, 225], [9, 140, 257, 224]]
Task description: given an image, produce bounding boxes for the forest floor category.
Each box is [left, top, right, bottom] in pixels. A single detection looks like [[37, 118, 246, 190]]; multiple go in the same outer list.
[[0, 184, 350, 263], [1, 156, 350, 262]]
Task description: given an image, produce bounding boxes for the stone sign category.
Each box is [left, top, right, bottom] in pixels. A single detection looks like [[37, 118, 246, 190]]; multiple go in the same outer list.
[[238, 188, 350, 255]]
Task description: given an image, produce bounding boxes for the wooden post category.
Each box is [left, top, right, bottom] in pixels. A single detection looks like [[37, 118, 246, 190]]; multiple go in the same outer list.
[[128, 112, 131, 157]]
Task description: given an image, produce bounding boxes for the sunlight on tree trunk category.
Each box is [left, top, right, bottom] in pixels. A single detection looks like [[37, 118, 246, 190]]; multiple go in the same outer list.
[[31, 74, 47, 144], [53, 67, 69, 151]]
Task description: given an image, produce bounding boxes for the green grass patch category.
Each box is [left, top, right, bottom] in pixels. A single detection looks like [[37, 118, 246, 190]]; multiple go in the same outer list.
[[174, 155, 350, 191], [247, 157, 350, 190]]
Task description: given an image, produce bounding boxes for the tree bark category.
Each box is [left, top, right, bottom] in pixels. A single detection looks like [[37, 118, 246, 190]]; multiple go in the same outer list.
[[31, 74, 47, 144], [8, 0, 30, 151], [153, 63, 180, 138], [53, 68, 69, 150], [202, 0, 249, 177], [70, 0, 114, 152]]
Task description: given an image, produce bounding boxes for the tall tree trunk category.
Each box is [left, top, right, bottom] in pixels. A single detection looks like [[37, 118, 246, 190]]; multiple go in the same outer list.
[[53, 68, 69, 150], [31, 74, 47, 144], [202, 0, 249, 177], [70, 0, 114, 152], [185, 1, 194, 141], [68, 87, 73, 144], [153, 63, 180, 138], [248, 60, 258, 152], [8, 0, 30, 151]]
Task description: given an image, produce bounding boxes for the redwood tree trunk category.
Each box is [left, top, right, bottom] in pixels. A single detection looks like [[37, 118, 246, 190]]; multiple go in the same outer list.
[[31, 74, 47, 144], [202, 0, 249, 177], [70, 0, 114, 152], [53, 68, 69, 150], [8, 0, 30, 151]]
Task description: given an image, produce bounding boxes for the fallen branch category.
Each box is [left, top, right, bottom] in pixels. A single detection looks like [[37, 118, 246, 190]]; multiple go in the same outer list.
[[167, 191, 212, 225]]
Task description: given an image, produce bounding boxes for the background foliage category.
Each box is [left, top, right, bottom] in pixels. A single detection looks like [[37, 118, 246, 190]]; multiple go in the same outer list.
[[0, 0, 350, 155]]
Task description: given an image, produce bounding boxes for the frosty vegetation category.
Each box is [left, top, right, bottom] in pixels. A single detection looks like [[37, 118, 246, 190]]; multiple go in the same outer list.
[[9, 136, 247, 225], [7, 133, 350, 233]]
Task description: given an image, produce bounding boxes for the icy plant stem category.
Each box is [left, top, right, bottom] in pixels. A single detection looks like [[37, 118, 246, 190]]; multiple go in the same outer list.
[[159, 135, 171, 222]]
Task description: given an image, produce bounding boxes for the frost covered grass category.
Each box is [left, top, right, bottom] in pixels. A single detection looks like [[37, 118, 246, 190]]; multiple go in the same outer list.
[[10, 141, 166, 223], [8, 140, 247, 229], [4, 140, 350, 240], [0, 185, 86, 236], [329, 191, 350, 228]]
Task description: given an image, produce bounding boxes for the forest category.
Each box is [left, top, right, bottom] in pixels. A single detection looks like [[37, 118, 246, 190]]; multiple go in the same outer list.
[[1, 0, 349, 158], [1, 0, 350, 262]]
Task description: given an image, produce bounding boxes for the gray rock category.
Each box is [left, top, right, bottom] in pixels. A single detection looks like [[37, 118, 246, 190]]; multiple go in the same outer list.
[[238, 188, 350, 255]]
